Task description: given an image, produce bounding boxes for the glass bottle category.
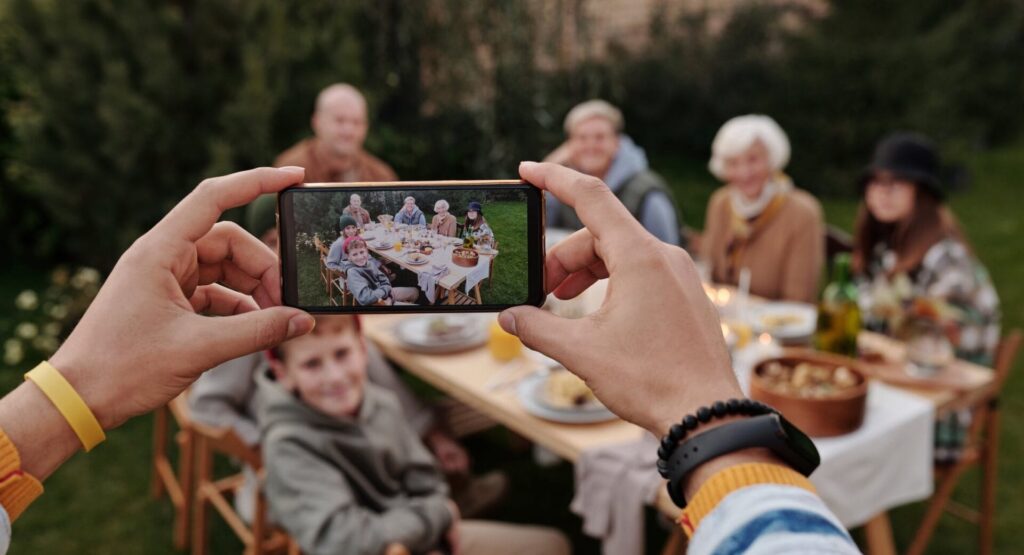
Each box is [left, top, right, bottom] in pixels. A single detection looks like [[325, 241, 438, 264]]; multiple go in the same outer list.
[[814, 253, 862, 356]]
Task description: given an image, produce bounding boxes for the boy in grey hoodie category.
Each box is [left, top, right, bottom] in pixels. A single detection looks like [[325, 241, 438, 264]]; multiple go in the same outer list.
[[258, 316, 569, 555]]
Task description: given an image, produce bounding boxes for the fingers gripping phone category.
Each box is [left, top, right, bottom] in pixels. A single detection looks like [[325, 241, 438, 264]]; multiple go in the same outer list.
[[278, 180, 546, 313]]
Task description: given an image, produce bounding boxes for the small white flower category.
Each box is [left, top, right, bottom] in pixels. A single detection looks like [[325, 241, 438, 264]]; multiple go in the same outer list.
[[31, 336, 59, 353], [70, 267, 102, 289], [3, 339, 23, 366], [14, 290, 38, 311], [15, 322, 38, 340], [43, 322, 61, 337], [49, 305, 68, 320]]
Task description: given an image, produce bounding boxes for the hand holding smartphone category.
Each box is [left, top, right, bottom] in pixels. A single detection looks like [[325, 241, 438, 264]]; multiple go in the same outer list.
[[278, 180, 546, 312]]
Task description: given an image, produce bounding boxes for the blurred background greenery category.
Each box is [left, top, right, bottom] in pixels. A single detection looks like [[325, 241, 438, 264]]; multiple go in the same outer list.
[[1, 0, 1023, 553]]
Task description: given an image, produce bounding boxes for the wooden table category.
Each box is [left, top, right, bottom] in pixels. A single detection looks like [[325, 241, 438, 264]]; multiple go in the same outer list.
[[361, 228, 496, 304], [363, 312, 997, 554]]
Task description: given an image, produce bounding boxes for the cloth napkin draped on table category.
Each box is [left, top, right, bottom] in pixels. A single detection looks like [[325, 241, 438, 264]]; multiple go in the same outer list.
[[417, 264, 450, 304], [571, 434, 662, 555], [465, 258, 491, 294]]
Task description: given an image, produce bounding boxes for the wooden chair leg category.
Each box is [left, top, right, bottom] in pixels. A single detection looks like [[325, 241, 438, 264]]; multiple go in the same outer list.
[[907, 462, 971, 555], [252, 489, 266, 555], [192, 436, 211, 555], [980, 405, 1000, 555], [151, 407, 168, 499], [661, 527, 686, 555], [864, 512, 897, 555], [173, 429, 194, 550]]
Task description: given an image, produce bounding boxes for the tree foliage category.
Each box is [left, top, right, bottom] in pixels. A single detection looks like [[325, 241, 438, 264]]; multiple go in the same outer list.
[[2, 0, 1022, 268]]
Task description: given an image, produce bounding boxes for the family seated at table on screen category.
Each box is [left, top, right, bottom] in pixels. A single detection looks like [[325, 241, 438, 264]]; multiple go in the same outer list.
[[322, 196, 498, 306]]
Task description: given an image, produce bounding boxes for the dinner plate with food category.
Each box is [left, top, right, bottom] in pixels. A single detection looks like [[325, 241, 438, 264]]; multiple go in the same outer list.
[[394, 315, 488, 353], [752, 302, 817, 342], [517, 368, 617, 424], [405, 252, 430, 265]]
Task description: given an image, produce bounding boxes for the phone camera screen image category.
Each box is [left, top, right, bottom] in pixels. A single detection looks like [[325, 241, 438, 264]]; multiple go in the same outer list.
[[279, 182, 545, 312]]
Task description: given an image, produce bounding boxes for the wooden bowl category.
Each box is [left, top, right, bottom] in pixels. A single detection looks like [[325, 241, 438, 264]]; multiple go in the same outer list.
[[451, 247, 479, 268], [750, 349, 869, 437]]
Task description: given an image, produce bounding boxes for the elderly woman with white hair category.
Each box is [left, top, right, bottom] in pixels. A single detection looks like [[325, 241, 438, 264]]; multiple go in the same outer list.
[[544, 99, 684, 246], [342, 193, 371, 228], [430, 199, 457, 236], [700, 115, 824, 302]]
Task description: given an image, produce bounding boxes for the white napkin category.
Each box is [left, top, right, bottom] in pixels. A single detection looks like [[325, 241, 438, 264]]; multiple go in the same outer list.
[[418, 264, 450, 304], [571, 434, 662, 555]]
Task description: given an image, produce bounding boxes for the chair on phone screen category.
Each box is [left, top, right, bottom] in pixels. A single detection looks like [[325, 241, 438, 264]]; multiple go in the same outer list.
[[312, 236, 341, 305], [151, 392, 195, 550], [486, 240, 499, 292], [331, 273, 351, 306], [191, 420, 300, 555]]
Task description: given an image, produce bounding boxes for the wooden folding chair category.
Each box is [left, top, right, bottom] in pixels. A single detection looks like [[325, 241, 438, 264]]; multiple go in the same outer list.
[[191, 421, 300, 555], [151, 392, 195, 550], [486, 240, 499, 292], [907, 329, 1022, 555], [437, 398, 497, 439]]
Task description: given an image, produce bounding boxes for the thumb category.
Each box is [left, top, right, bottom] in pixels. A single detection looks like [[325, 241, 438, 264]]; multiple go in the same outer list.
[[498, 306, 579, 363], [194, 307, 315, 367]]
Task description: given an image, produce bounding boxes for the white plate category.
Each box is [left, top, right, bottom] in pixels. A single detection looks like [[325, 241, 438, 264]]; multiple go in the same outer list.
[[394, 315, 487, 353], [517, 373, 617, 424], [405, 253, 430, 265], [752, 302, 818, 340]]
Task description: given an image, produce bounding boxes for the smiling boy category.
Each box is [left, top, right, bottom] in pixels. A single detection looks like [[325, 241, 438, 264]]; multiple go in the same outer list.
[[344, 237, 419, 306], [258, 316, 569, 555]]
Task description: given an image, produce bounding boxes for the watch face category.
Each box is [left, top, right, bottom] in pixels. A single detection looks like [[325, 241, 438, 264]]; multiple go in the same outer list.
[[777, 414, 821, 467]]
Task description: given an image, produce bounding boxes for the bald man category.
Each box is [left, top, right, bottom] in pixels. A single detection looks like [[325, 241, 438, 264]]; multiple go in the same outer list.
[[275, 83, 398, 182]]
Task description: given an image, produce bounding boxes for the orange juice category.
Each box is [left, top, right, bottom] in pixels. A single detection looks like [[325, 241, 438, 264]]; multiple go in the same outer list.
[[488, 320, 522, 361], [393, 241, 403, 252]]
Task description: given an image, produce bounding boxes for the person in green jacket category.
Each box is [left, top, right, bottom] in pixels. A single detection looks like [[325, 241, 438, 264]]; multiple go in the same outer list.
[[259, 316, 569, 555]]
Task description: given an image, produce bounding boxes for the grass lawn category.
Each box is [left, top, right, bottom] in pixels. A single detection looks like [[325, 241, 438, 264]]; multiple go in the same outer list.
[[0, 144, 1021, 553], [297, 201, 529, 307]]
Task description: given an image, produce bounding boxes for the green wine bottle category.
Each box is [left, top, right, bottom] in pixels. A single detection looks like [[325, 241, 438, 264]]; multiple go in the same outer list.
[[814, 253, 862, 356]]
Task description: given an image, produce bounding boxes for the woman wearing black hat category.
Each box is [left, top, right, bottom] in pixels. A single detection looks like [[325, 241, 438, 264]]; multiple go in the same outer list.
[[462, 201, 495, 246], [853, 132, 1000, 365]]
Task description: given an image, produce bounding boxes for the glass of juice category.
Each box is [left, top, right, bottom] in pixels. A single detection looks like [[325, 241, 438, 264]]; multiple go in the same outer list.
[[488, 320, 523, 361]]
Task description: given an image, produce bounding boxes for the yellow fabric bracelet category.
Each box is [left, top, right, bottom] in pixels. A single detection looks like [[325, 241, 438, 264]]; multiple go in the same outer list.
[[24, 361, 106, 452]]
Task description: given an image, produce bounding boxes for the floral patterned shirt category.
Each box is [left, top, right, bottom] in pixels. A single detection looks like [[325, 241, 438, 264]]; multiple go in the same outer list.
[[858, 238, 1001, 364]]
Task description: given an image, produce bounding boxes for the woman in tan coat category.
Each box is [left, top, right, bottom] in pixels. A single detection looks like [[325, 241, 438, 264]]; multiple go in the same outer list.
[[430, 199, 457, 237], [701, 115, 824, 303]]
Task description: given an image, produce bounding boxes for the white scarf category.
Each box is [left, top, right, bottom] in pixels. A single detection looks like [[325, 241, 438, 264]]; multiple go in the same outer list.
[[729, 175, 794, 220]]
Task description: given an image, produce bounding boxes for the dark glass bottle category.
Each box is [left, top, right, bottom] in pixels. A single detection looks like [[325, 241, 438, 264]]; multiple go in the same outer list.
[[814, 253, 862, 356]]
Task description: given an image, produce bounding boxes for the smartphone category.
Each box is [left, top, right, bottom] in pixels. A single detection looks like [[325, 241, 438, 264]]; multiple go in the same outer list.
[[278, 180, 546, 313]]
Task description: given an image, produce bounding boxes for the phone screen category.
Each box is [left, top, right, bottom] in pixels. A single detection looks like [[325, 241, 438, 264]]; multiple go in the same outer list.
[[278, 181, 546, 312]]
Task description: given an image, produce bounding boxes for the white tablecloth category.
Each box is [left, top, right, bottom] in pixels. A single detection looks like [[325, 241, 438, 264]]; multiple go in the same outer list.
[[734, 345, 935, 527]]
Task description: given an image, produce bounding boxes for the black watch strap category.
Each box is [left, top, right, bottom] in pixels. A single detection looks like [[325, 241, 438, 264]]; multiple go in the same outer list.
[[664, 413, 820, 508]]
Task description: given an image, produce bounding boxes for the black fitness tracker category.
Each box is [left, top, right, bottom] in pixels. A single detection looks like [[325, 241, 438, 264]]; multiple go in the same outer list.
[[663, 413, 820, 508]]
